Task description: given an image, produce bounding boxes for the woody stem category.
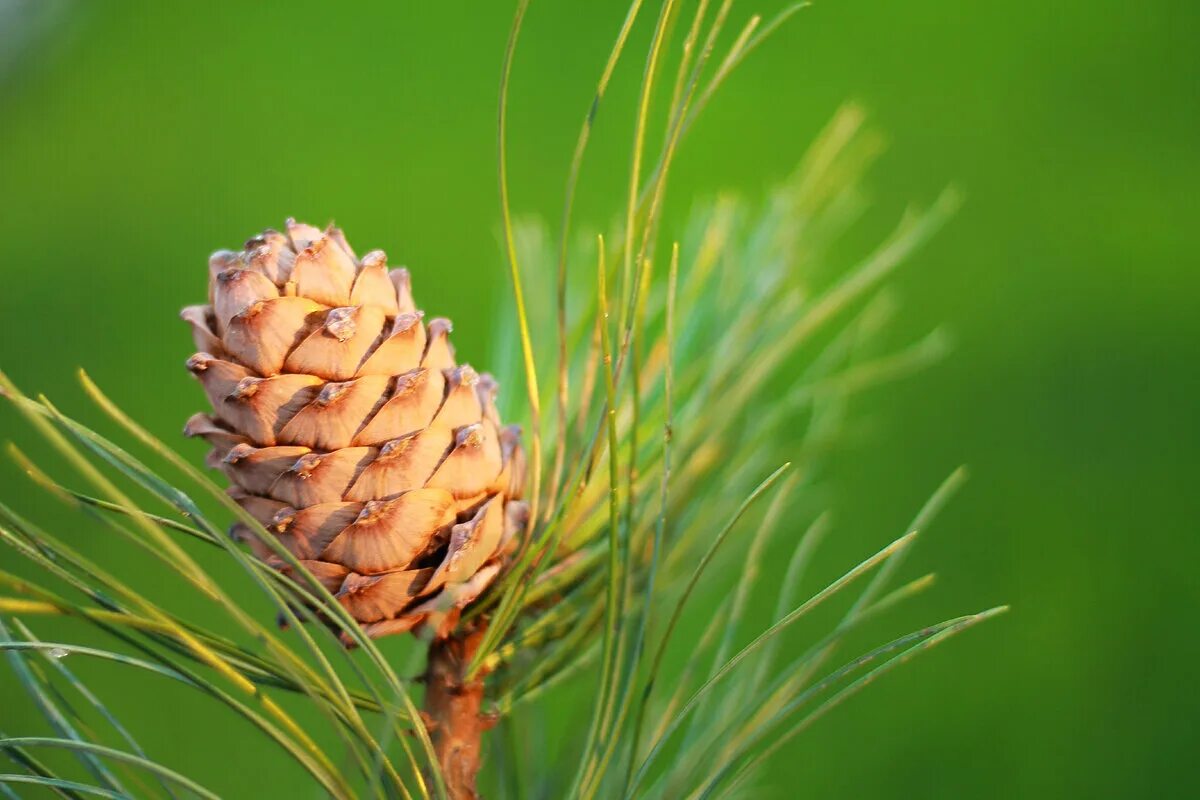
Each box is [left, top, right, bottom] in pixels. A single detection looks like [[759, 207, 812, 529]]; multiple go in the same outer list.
[[423, 620, 490, 799]]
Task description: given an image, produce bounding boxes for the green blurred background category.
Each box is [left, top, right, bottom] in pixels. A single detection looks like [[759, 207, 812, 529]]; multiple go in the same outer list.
[[1, 1, 1196, 797]]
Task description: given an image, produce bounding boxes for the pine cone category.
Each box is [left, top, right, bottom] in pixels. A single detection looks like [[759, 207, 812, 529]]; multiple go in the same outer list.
[[181, 220, 527, 640]]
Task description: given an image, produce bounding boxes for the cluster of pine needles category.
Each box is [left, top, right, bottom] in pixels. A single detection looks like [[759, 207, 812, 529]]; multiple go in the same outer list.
[[0, 0, 1005, 798]]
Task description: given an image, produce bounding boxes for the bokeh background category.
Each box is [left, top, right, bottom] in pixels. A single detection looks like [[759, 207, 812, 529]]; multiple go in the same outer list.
[[1, 1, 1197, 797]]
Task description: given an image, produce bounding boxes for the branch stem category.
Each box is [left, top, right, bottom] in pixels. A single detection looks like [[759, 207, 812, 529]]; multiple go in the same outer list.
[[424, 623, 492, 800]]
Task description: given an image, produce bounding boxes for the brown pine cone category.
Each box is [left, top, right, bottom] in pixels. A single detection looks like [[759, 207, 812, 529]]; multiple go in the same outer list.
[[181, 220, 526, 640]]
